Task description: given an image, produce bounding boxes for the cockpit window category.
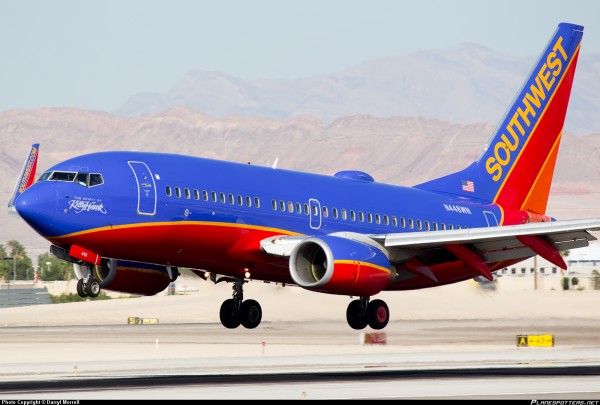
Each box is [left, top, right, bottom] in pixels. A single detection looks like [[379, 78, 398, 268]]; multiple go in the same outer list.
[[89, 174, 103, 187], [49, 171, 77, 181], [38, 172, 51, 182], [37, 171, 104, 187]]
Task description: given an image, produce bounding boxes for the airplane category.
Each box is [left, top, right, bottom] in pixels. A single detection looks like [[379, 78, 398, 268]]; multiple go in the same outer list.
[[9, 22, 600, 330]]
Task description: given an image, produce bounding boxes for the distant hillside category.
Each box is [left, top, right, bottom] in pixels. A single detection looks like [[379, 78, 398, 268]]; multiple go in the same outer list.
[[116, 44, 600, 136], [2, 108, 600, 258]]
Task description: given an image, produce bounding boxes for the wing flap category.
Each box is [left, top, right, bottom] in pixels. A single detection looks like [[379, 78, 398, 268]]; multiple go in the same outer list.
[[370, 218, 600, 268]]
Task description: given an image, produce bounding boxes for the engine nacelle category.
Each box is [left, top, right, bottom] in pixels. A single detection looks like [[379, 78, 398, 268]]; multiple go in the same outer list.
[[289, 236, 393, 296], [74, 259, 172, 296]]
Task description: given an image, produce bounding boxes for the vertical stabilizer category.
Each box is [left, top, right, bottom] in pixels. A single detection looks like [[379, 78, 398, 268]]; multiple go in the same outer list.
[[415, 23, 583, 217]]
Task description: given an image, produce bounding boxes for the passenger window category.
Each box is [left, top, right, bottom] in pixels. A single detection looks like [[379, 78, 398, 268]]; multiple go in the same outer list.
[[408, 218, 414, 229], [367, 213, 373, 223], [229, 194, 235, 205], [185, 188, 191, 199], [295, 202, 301, 213], [304, 203, 309, 215], [416, 220, 422, 230], [238, 195, 244, 206], [425, 221, 430, 231], [359, 211, 364, 222], [246, 196, 252, 207], [375, 214, 381, 225], [384, 215, 389, 226], [166, 186, 172, 197], [392, 216, 398, 227], [400, 217, 406, 228], [332, 208, 338, 219], [287, 201, 293, 212], [193, 189, 200, 200], [350, 210, 356, 221], [280, 200, 285, 211], [211, 191, 217, 202], [312, 205, 319, 216], [272, 200, 277, 210], [448, 224, 454, 230], [433, 222, 438, 231], [341, 209, 347, 220], [202, 190, 208, 201], [176, 187, 182, 198], [322, 206, 329, 218], [441, 223, 446, 230], [254, 197, 260, 208]]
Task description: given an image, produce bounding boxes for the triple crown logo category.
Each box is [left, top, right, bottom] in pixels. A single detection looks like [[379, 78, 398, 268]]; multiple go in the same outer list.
[[485, 37, 568, 182]]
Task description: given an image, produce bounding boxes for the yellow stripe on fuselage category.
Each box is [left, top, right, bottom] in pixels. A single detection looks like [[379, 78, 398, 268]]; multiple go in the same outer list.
[[51, 221, 302, 240]]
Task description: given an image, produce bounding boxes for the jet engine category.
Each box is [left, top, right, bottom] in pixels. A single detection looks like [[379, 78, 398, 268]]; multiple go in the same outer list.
[[74, 259, 172, 296], [289, 235, 393, 296]]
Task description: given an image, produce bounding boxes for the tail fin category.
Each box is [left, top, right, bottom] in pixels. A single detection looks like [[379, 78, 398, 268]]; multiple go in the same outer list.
[[8, 143, 40, 212], [416, 23, 583, 216]]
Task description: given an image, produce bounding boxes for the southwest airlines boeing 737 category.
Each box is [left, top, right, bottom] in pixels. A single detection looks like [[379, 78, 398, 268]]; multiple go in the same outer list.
[[9, 23, 600, 330]]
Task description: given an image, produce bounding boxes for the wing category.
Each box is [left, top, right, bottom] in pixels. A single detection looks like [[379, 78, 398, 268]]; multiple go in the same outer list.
[[261, 218, 600, 284]]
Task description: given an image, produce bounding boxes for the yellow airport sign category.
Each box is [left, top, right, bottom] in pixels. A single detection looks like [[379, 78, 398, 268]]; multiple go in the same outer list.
[[127, 317, 159, 325], [516, 334, 554, 347]]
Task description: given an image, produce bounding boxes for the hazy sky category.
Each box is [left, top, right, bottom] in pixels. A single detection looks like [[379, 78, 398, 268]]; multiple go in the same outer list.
[[1, 0, 599, 112]]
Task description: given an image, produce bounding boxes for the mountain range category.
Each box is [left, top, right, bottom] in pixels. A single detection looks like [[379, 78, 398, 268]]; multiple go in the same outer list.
[[116, 44, 600, 136]]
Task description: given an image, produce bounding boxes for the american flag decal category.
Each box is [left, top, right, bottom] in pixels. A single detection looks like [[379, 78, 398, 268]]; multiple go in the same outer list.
[[462, 180, 474, 192]]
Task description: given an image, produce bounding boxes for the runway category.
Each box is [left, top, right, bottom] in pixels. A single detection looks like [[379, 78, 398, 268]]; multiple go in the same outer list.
[[1, 319, 600, 399]]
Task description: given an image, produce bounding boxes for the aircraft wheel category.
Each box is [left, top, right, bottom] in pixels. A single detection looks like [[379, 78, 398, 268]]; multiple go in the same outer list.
[[86, 277, 101, 298], [346, 299, 367, 330], [367, 299, 389, 330], [219, 299, 241, 329], [76, 279, 88, 298], [240, 299, 262, 329]]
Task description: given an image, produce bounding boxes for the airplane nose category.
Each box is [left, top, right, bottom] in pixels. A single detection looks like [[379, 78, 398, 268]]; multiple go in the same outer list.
[[14, 185, 58, 237]]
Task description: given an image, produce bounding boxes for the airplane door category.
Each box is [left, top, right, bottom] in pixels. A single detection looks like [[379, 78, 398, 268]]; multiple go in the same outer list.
[[128, 161, 157, 216], [309, 198, 321, 230], [483, 211, 499, 227]]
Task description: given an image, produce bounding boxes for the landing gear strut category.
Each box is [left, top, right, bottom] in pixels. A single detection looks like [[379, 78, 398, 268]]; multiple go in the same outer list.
[[76, 266, 101, 298], [346, 297, 389, 330], [219, 278, 262, 329]]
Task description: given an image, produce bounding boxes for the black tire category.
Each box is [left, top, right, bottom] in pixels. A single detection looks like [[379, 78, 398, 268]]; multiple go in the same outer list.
[[367, 299, 389, 330], [86, 277, 101, 298], [76, 279, 88, 298], [346, 300, 367, 330], [219, 299, 240, 329], [240, 299, 262, 329]]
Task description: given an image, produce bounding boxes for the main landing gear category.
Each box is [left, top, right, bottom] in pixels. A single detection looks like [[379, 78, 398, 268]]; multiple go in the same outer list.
[[219, 278, 262, 329], [346, 296, 390, 330]]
